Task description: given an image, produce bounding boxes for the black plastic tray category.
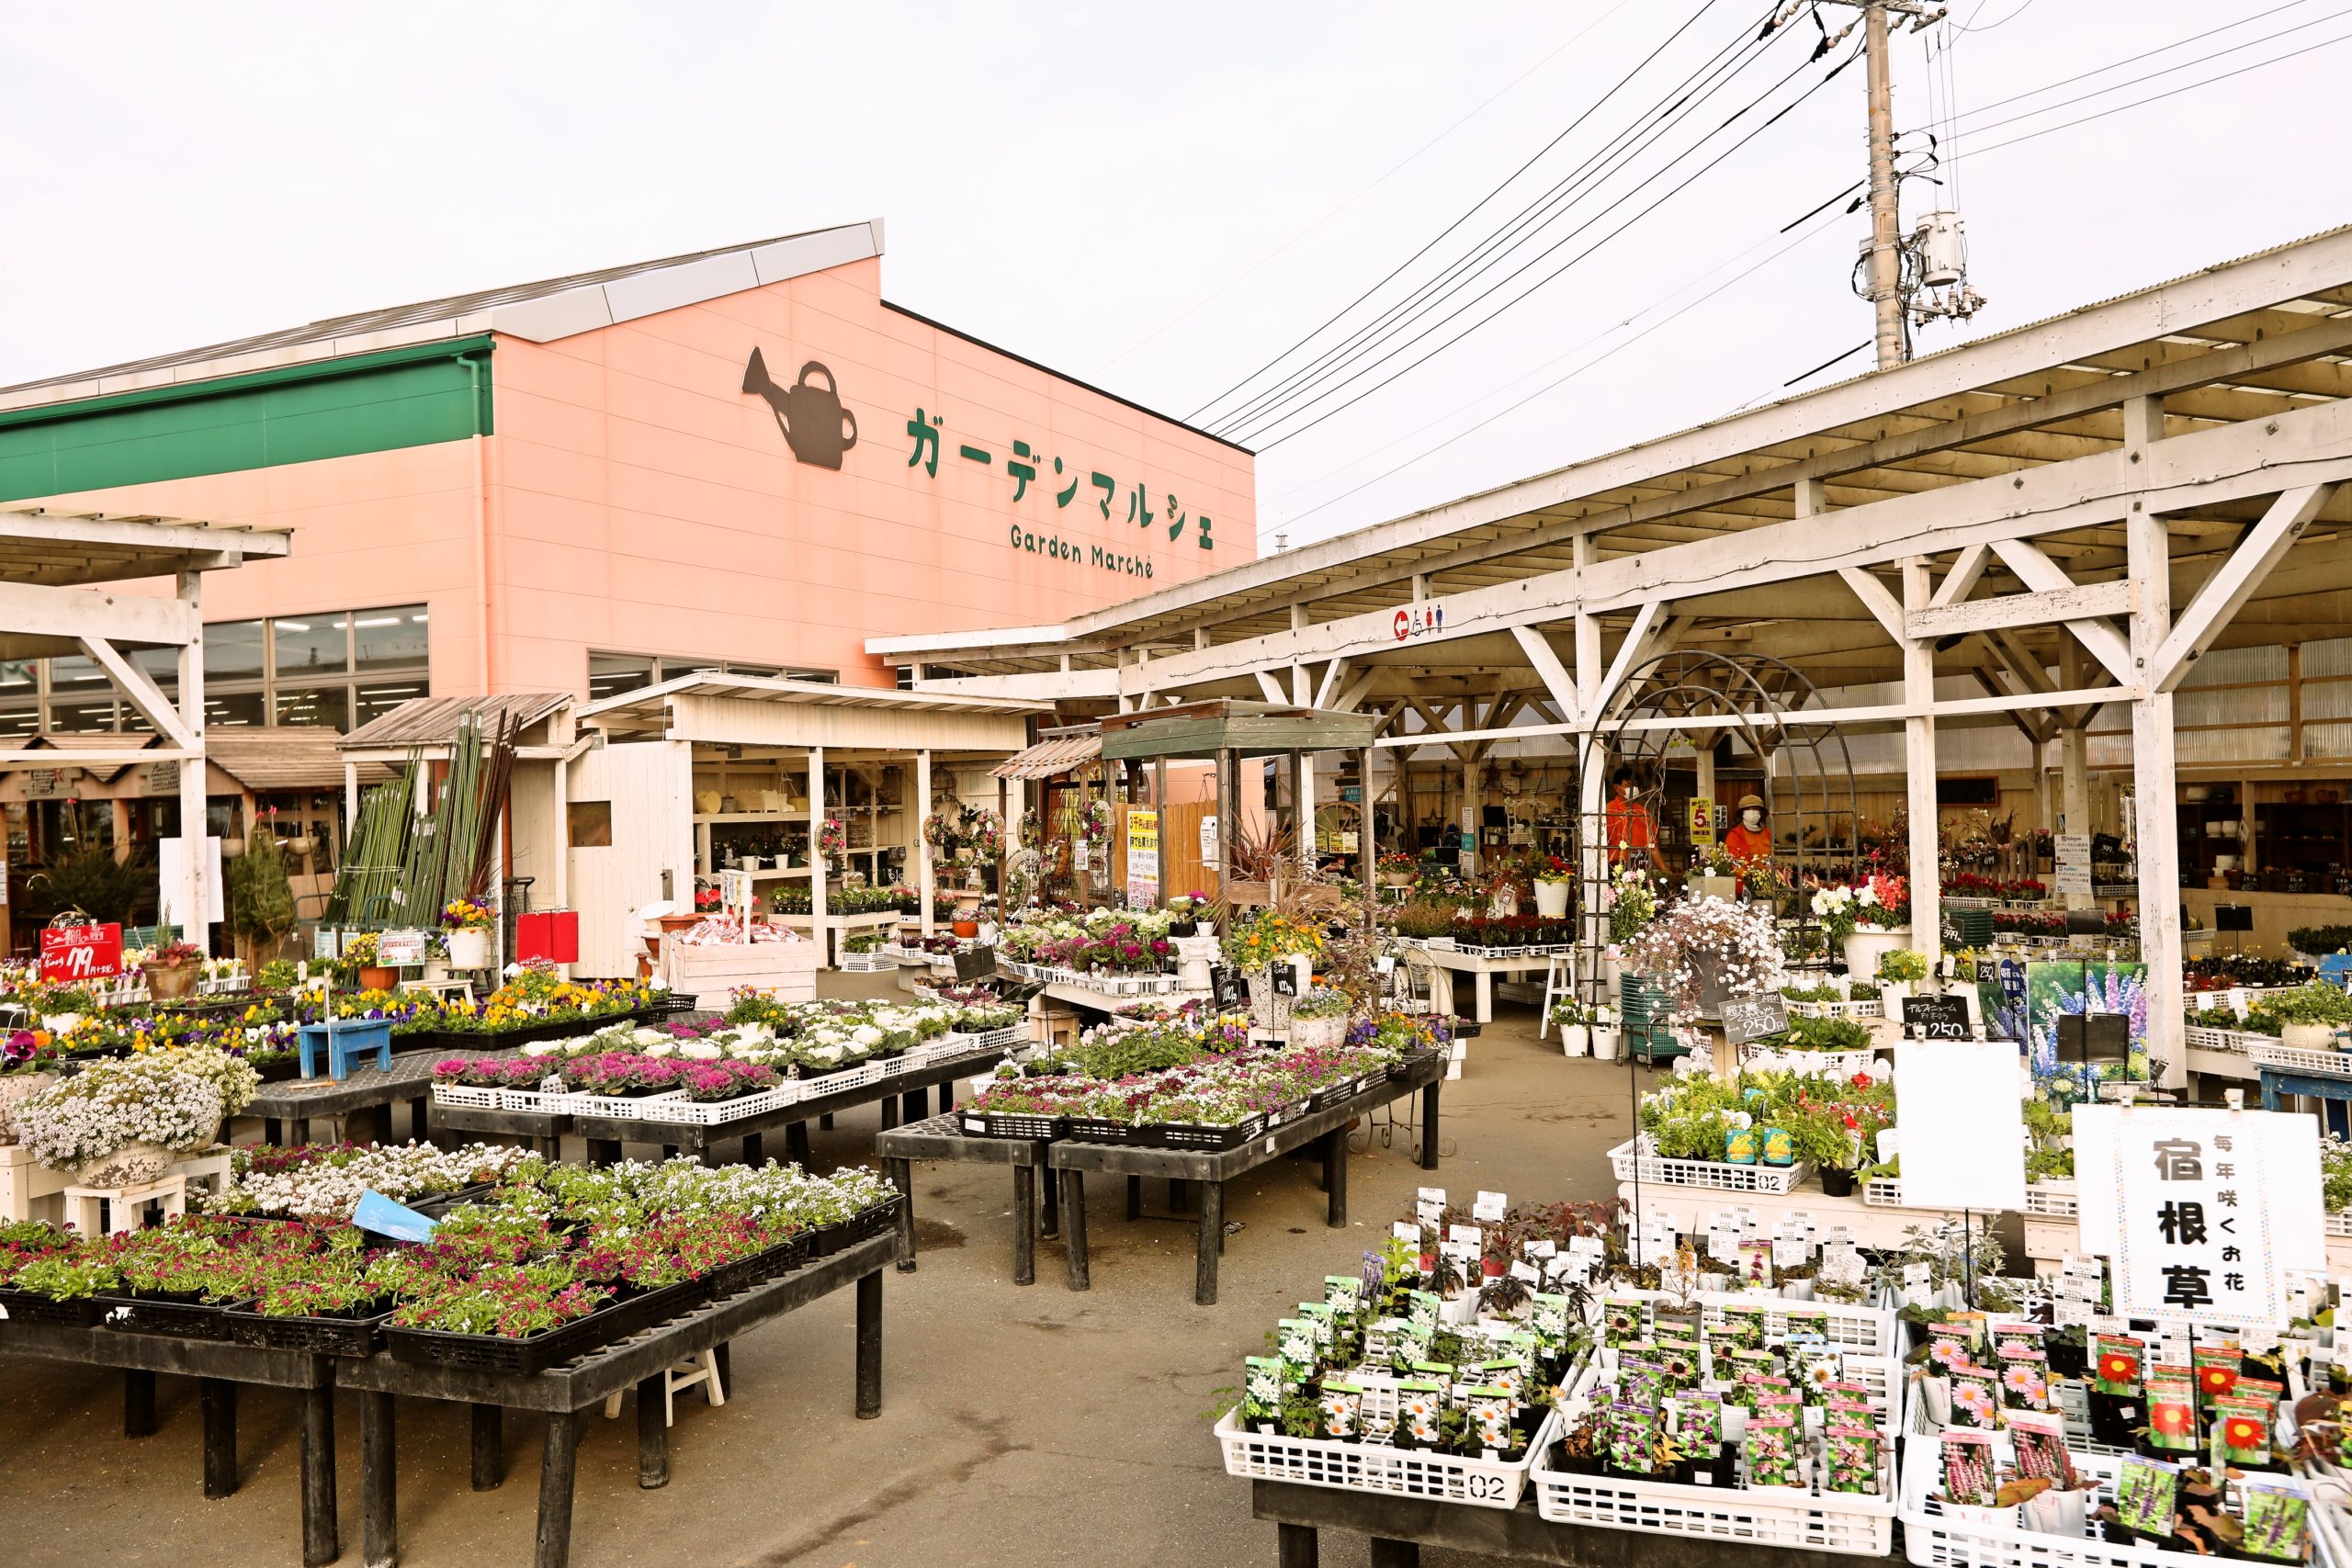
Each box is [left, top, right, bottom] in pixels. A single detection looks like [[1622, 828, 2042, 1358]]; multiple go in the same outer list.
[[96, 1292, 249, 1340], [224, 1300, 395, 1357], [703, 1233, 811, 1299], [0, 1287, 106, 1327], [382, 1275, 708, 1376], [957, 1111, 1063, 1140]]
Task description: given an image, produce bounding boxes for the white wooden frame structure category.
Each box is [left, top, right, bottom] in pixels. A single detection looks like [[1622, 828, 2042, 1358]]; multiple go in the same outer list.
[[0, 505, 292, 955], [872, 225, 2352, 1084]]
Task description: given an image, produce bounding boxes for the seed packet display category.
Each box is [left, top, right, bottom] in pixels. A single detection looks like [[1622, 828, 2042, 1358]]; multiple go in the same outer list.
[[1997, 1343, 2052, 1413], [2111, 1454, 2179, 1540], [1745, 1413, 1801, 1490], [1656, 1337, 1702, 1388], [1408, 1290, 1440, 1337], [2145, 1377, 2199, 1456], [1396, 1380, 1444, 1450], [1717, 1301, 1768, 1351], [1243, 1358, 1288, 1427], [1620, 1356, 1665, 1410], [1602, 1296, 1645, 1346], [1939, 1429, 1996, 1506], [1324, 1274, 1363, 1318], [1928, 1320, 1978, 1375], [1466, 1386, 1520, 1459], [2213, 1393, 2278, 1470], [1992, 1320, 2041, 1357], [1532, 1292, 1569, 1346], [1298, 1303, 1338, 1352], [1475, 1356, 1524, 1403], [1278, 1318, 1316, 1366], [1361, 1319, 1406, 1371], [2193, 1344, 2240, 1408], [1796, 1346, 1843, 1405], [1824, 1425, 1881, 1495], [1673, 1391, 1723, 1452], [2091, 1334, 2147, 1444], [2240, 1480, 2314, 1562], [2007, 1410, 2079, 1491], [1317, 1381, 1363, 1441]]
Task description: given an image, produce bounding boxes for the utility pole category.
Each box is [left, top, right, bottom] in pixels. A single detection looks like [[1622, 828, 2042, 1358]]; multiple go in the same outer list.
[[1862, 1, 1903, 370]]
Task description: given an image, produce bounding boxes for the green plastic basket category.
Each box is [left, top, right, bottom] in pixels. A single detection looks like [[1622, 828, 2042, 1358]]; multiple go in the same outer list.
[[1617, 973, 1690, 1065]]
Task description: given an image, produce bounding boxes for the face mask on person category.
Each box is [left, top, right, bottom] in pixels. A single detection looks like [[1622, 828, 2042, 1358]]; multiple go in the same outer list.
[[1742, 808, 1763, 830]]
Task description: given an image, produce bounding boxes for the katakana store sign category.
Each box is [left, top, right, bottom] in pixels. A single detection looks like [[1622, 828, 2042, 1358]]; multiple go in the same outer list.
[[742, 346, 1216, 582], [2109, 1109, 2278, 1325]]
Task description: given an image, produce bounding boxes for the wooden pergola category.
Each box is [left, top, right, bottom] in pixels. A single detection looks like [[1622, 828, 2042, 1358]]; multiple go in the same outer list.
[[873, 225, 2352, 1084]]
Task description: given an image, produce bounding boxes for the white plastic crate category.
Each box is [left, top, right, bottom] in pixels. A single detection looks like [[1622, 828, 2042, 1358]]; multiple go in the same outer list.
[[1600, 1287, 1899, 1355], [790, 1058, 888, 1096], [431, 1082, 545, 1112], [2250, 1041, 2352, 1076], [1785, 998, 1887, 1021], [1894, 1437, 2299, 1568], [2023, 1180, 2078, 1218], [613, 1084, 802, 1125], [1609, 1137, 1812, 1195], [1214, 1407, 1555, 1511], [2329, 1209, 2352, 1238], [1738, 1045, 1881, 1078], [837, 952, 895, 974]]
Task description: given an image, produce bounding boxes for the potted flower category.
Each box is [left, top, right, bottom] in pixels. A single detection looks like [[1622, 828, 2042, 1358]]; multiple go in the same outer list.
[[142, 939, 205, 1001], [1377, 852, 1419, 889], [1287, 986, 1352, 1050], [1832, 874, 1911, 979], [343, 931, 398, 991], [1532, 855, 1574, 917], [0, 1028, 60, 1145], [1687, 842, 1738, 904], [1876, 946, 1930, 1001], [1548, 997, 1592, 1056], [2267, 982, 2352, 1050], [441, 897, 496, 970], [1221, 911, 1326, 1028], [15, 1053, 238, 1185]]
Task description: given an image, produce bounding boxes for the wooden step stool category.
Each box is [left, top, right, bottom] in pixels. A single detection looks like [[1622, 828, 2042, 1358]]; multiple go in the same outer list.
[[63, 1174, 187, 1235], [602, 1348, 725, 1427]]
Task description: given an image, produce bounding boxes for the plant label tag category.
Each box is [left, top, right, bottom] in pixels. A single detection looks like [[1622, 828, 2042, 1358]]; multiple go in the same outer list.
[[1902, 1262, 1932, 1291], [1776, 1213, 1816, 1250], [1416, 1190, 1444, 1225], [1772, 1236, 1809, 1269], [1567, 1234, 1602, 1258], [1876, 1128, 1900, 1164], [1637, 1219, 1679, 1267], [1392, 1222, 1420, 1245], [1821, 1241, 1864, 1285], [2055, 1297, 2094, 1328], [1447, 1224, 1484, 1251], [1510, 1259, 1542, 1285], [1706, 1212, 1741, 1260], [1473, 1190, 1509, 1222]]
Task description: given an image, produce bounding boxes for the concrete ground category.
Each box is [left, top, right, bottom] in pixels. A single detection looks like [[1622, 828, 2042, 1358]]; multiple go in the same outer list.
[[0, 995, 1668, 1568]]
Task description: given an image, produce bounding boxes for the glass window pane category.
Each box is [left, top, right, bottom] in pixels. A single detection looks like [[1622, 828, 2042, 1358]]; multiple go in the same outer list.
[[0, 705, 36, 739], [723, 662, 779, 680], [354, 604, 429, 671], [275, 685, 348, 731], [355, 681, 425, 728], [50, 699, 116, 732], [207, 620, 264, 681], [0, 660, 35, 698], [275, 614, 348, 677], [130, 646, 180, 695], [205, 691, 267, 729], [48, 654, 110, 695], [589, 652, 657, 703]]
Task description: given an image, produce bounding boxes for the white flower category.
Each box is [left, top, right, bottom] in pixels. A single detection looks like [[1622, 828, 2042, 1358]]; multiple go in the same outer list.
[[641, 1041, 676, 1058], [521, 1039, 563, 1057], [681, 1042, 722, 1060]]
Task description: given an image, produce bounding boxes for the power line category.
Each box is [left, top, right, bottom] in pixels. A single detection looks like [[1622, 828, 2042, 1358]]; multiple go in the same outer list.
[[1088, 0, 1645, 378], [1943, 0, 2327, 126], [1182, 0, 1752, 425], [1953, 0, 2038, 33], [1266, 205, 1854, 535], [1962, 22, 2352, 159], [1243, 44, 1860, 450], [1210, 19, 1790, 438]]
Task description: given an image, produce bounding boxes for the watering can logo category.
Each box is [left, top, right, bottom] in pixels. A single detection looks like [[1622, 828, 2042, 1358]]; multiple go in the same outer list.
[[742, 347, 859, 470]]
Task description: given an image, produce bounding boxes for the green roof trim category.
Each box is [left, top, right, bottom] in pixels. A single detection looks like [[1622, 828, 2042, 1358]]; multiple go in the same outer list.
[[0, 334, 495, 502]]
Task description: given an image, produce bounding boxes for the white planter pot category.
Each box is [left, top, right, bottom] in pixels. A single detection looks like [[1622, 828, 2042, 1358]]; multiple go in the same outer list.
[[1781, 1278, 1815, 1300], [1533, 879, 1571, 918], [1879, 977, 1913, 1003], [446, 927, 493, 970], [1591, 1026, 1621, 1062], [1558, 1024, 1589, 1058], [1842, 925, 1911, 979], [1440, 1290, 1480, 1325], [1171, 934, 1221, 993], [1688, 875, 1737, 903], [2284, 1021, 2338, 1051], [1289, 1013, 1348, 1050], [74, 1142, 175, 1188], [0, 1070, 58, 1145], [2020, 1487, 2090, 1539], [1917, 1374, 1951, 1426]]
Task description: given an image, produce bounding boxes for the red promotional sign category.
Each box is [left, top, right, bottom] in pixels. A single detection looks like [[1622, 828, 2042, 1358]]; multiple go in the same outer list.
[[515, 910, 579, 964], [40, 923, 124, 984]]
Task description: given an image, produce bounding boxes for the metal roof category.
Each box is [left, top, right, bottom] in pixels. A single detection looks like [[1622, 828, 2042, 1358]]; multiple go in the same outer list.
[[583, 672, 1043, 736], [874, 223, 2352, 683], [990, 729, 1102, 780], [339, 693, 571, 750]]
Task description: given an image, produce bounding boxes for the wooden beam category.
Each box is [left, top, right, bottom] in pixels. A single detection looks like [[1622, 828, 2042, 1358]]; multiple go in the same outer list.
[[0, 580, 198, 646], [1510, 626, 1580, 725], [1838, 568, 1907, 641], [1905, 580, 2132, 640], [1314, 658, 1351, 710], [79, 636, 197, 750], [2151, 484, 2336, 692], [1986, 539, 2137, 686], [1929, 542, 1992, 609], [1254, 671, 1286, 705]]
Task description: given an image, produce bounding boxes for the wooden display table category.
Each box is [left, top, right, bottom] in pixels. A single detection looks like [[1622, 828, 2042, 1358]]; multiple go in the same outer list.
[[0, 1232, 891, 1568], [662, 932, 818, 1001], [1047, 1053, 1446, 1306], [1403, 945, 1572, 1023]]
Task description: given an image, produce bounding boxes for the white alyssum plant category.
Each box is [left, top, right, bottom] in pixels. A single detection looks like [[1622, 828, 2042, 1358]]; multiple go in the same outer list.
[[17, 1058, 226, 1168]]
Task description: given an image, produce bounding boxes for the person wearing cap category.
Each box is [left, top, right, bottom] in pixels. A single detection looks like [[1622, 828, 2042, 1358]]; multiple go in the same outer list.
[[1724, 794, 1773, 863]]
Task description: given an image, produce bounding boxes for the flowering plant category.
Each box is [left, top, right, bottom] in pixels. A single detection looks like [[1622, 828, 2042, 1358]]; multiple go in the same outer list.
[[819, 817, 849, 867], [1606, 866, 1657, 942], [1222, 910, 1327, 972], [149, 940, 204, 968], [1621, 896, 1782, 1016], [442, 897, 494, 931], [17, 1054, 231, 1167], [1532, 854, 1575, 886]]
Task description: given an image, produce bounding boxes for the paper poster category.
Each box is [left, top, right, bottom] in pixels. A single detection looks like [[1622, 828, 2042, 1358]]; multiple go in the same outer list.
[[2106, 1109, 2282, 1325], [2075, 1106, 2322, 1278], [1125, 809, 1159, 911], [1894, 1037, 2028, 1211], [2018, 960, 2151, 1100]]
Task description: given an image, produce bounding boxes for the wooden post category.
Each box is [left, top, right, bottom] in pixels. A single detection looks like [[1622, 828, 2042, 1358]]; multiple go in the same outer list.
[[470, 1404, 503, 1491], [123, 1368, 156, 1438], [1196, 1179, 1224, 1305], [2128, 400, 2186, 1089], [1356, 746, 1375, 917], [533, 1409, 578, 1568], [1902, 558, 1942, 946], [855, 1268, 884, 1419], [635, 1372, 669, 1488], [361, 1389, 396, 1568], [808, 745, 827, 966], [1040, 1152, 1059, 1236], [175, 570, 209, 954], [200, 1378, 237, 1499], [301, 1375, 338, 1568], [916, 748, 934, 938], [1214, 747, 1233, 907], [1295, 749, 1317, 876], [2060, 641, 2090, 849], [996, 773, 1011, 911]]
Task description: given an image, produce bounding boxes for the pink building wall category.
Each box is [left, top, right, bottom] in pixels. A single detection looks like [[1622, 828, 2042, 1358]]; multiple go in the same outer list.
[[27, 252, 1254, 697]]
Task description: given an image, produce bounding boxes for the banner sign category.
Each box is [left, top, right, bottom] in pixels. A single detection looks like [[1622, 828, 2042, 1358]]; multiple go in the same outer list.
[[2110, 1108, 2278, 1325]]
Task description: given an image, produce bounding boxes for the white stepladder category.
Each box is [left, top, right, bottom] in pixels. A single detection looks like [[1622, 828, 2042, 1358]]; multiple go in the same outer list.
[[603, 1348, 725, 1427], [1535, 951, 1577, 1041]]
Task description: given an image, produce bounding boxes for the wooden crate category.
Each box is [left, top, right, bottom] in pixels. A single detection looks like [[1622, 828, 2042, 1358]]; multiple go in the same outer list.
[[662, 937, 818, 1003]]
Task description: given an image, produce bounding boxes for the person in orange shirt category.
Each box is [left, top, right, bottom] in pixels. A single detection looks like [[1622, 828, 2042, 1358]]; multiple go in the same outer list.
[[1724, 794, 1774, 864], [1603, 770, 1653, 866]]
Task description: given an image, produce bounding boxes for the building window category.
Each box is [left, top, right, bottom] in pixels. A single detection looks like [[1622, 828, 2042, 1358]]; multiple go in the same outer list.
[[355, 607, 430, 671], [275, 685, 348, 731], [568, 800, 614, 847], [207, 620, 265, 681], [590, 650, 835, 701], [273, 614, 349, 678]]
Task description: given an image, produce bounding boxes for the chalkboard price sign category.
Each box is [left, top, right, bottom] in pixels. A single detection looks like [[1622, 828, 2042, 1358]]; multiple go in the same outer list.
[[1210, 964, 1248, 1011], [1272, 964, 1300, 998], [1719, 991, 1788, 1045], [953, 944, 998, 981], [1900, 993, 1971, 1040]]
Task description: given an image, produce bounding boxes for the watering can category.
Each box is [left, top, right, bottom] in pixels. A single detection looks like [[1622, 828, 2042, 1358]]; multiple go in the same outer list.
[[742, 347, 858, 469]]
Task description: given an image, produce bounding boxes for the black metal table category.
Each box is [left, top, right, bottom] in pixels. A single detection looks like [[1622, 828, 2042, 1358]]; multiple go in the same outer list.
[[246, 1045, 450, 1145], [872, 1114, 1060, 1282], [0, 1232, 890, 1568], [1250, 1479, 1868, 1568], [1046, 1053, 1444, 1305]]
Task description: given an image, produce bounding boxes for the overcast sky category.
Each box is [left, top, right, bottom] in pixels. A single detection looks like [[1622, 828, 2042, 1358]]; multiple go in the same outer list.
[[7, 1, 2346, 554]]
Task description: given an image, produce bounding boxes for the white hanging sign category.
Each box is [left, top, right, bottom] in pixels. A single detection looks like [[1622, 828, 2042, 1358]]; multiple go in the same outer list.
[[2109, 1108, 2280, 1325]]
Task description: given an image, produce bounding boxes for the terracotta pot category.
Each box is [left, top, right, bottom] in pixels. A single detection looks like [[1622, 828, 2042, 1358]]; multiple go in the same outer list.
[[952, 919, 980, 939], [143, 961, 198, 1000], [358, 965, 399, 992]]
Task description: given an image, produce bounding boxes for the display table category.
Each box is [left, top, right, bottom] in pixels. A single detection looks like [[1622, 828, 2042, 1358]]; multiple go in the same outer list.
[[769, 908, 905, 967], [1047, 1052, 1446, 1306], [2258, 1066, 2352, 1135], [662, 933, 818, 1002], [874, 1113, 1059, 1282], [0, 1142, 230, 1225], [0, 1233, 891, 1568], [1248, 1480, 1867, 1568], [245, 1047, 449, 1146], [1614, 1179, 1975, 1253], [1403, 945, 1568, 1023]]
